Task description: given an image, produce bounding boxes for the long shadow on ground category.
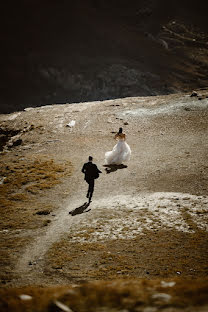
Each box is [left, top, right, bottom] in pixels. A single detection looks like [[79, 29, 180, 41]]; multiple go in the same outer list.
[[104, 164, 127, 174], [69, 202, 91, 216]]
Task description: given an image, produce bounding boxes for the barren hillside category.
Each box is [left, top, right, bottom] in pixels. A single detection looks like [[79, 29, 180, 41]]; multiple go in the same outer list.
[[0, 90, 208, 311]]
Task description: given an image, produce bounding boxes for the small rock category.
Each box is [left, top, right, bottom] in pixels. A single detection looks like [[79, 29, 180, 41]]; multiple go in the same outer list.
[[52, 266, 63, 270], [152, 293, 171, 302], [190, 91, 198, 97], [123, 122, 129, 125], [184, 107, 191, 111], [0, 177, 6, 185], [66, 120, 76, 128], [176, 271, 181, 275], [13, 139, 22, 146], [19, 294, 32, 301], [161, 281, 176, 287], [23, 125, 34, 132], [36, 210, 50, 215], [28, 261, 36, 266], [53, 300, 73, 312]]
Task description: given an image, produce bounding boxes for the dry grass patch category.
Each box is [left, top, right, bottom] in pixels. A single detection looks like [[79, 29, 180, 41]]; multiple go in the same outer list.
[[46, 241, 106, 268], [0, 155, 72, 196], [0, 278, 208, 312], [45, 229, 208, 282], [0, 155, 72, 230]]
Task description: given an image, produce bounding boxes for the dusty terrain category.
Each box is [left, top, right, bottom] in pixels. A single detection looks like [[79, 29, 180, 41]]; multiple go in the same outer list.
[[0, 91, 208, 311]]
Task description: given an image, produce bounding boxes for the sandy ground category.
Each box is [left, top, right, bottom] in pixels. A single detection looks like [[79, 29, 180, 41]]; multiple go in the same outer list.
[[0, 91, 208, 304]]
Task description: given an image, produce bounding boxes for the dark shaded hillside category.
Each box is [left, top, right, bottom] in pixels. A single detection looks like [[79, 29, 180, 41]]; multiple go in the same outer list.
[[1, 0, 208, 113]]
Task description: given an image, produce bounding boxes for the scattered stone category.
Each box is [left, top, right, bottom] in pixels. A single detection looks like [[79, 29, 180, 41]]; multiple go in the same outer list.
[[12, 138, 22, 147], [52, 266, 63, 270], [36, 210, 51, 215], [19, 294, 32, 301], [197, 96, 207, 100], [23, 125, 34, 132], [161, 281, 176, 287], [190, 91, 198, 97], [0, 229, 9, 233], [66, 120, 76, 128], [43, 220, 51, 226], [0, 176, 6, 185], [53, 300, 73, 312], [123, 121, 129, 125], [6, 134, 22, 149], [22, 145, 32, 150], [152, 293, 171, 302], [28, 261, 37, 266], [176, 271, 181, 275]]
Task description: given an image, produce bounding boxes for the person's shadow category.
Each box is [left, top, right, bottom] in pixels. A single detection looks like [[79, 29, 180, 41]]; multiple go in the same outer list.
[[69, 202, 91, 216], [104, 164, 127, 174]]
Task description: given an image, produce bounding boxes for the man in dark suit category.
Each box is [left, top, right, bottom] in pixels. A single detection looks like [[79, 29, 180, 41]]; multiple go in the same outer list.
[[82, 156, 102, 203]]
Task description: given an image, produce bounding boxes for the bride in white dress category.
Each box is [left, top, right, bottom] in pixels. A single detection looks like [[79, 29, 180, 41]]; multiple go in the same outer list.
[[105, 128, 131, 165]]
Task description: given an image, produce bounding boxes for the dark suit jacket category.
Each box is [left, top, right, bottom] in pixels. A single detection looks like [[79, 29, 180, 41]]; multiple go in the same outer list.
[[82, 162, 101, 180]]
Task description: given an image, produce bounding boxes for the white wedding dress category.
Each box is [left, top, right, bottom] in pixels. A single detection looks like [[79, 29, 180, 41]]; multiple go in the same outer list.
[[105, 136, 131, 165]]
